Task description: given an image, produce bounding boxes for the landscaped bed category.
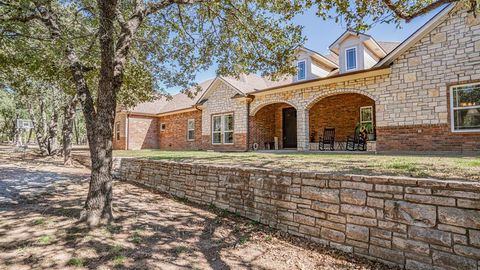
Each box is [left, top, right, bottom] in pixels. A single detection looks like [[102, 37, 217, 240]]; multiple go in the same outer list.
[[113, 150, 480, 181]]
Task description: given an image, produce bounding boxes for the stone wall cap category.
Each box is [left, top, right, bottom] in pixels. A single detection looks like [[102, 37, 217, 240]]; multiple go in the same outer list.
[[113, 157, 478, 186]]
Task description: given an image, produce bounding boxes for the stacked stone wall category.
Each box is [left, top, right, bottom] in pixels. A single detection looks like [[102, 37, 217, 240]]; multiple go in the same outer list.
[[114, 158, 480, 270]]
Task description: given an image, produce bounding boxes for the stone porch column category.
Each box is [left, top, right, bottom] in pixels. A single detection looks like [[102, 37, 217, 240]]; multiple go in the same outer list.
[[297, 108, 309, 151]]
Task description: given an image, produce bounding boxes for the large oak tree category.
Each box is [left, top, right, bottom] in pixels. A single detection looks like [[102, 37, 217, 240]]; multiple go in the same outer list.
[[1, 0, 476, 227]]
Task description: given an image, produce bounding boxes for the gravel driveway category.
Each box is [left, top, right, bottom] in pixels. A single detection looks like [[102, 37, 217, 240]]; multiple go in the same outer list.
[[0, 145, 89, 205]]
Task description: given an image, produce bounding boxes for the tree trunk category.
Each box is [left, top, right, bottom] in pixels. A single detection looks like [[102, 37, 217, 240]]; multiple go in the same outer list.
[[77, 0, 118, 227], [62, 95, 78, 165], [47, 108, 59, 155], [13, 113, 19, 145], [27, 100, 48, 154], [27, 128, 33, 144], [73, 117, 79, 145]]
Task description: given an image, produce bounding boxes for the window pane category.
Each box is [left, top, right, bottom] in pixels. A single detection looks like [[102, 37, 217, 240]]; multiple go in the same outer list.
[[224, 114, 234, 131], [346, 48, 356, 70], [453, 84, 480, 108], [297, 61, 305, 80], [188, 119, 195, 130], [224, 131, 233, 144], [213, 132, 222, 143], [213, 116, 221, 132], [188, 130, 194, 140], [360, 107, 372, 122], [454, 108, 480, 130]]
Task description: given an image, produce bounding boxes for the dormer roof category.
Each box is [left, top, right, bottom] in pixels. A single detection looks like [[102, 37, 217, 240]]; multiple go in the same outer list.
[[296, 46, 339, 69], [329, 30, 388, 58]]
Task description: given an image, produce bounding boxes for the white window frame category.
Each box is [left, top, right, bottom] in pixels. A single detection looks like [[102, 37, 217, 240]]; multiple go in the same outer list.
[[345, 47, 357, 71], [211, 113, 234, 145], [450, 82, 480, 133], [223, 114, 234, 145], [187, 119, 195, 141], [160, 122, 166, 132], [360, 106, 373, 125], [115, 122, 120, 141], [297, 60, 306, 81]]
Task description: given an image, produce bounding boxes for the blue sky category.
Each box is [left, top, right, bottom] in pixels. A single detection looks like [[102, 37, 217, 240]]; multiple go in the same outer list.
[[167, 5, 441, 94]]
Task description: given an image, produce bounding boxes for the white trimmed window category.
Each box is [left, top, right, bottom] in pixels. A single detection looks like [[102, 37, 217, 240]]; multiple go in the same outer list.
[[360, 106, 373, 125], [187, 119, 195, 141], [345, 47, 357, 71], [160, 123, 166, 132], [115, 122, 120, 140], [297, 60, 306, 81], [450, 83, 480, 132], [212, 113, 234, 144]]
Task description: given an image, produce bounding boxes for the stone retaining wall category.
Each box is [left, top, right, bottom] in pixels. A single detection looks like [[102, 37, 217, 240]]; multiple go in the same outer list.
[[113, 158, 480, 270]]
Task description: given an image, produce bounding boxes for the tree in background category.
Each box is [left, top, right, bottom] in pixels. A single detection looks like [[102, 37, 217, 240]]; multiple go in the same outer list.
[[1, 0, 304, 227], [2, 0, 476, 228], [0, 86, 19, 142], [311, 0, 477, 31]]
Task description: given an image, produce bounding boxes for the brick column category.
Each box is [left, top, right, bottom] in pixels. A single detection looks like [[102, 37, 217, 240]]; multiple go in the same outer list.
[[297, 108, 309, 151]]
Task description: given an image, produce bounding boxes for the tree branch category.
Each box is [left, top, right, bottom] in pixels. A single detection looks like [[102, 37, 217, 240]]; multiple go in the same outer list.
[[382, 0, 457, 22], [145, 0, 205, 16]]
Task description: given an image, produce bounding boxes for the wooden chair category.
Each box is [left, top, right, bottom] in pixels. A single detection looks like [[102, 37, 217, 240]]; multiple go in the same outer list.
[[319, 128, 335, 151], [346, 131, 367, 151]]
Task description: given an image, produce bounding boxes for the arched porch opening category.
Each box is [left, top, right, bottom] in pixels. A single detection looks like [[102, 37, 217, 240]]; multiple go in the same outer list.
[[308, 93, 375, 149], [249, 102, 297, 150]]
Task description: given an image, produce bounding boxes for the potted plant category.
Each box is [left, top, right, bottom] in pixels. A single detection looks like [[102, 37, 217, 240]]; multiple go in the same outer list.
[[355, 122, 375, 141]]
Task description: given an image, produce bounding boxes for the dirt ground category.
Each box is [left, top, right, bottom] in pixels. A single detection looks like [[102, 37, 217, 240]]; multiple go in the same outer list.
[[0, 145, 395, 270]]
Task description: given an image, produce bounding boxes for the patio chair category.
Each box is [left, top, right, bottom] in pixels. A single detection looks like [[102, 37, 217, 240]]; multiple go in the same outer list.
[[319, 128, 335, 151], [346, 131, 367, 151]]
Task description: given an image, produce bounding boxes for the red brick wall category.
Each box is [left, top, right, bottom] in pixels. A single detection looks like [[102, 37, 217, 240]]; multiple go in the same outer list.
[[249, 103, 293, 150], [158, 110, 203, 150], [202, 133, 248, 151], [128, 115, 159, 150], [113, 113, 127, 150], [309, 93, 375, 142], [377, 124, 480, 152]]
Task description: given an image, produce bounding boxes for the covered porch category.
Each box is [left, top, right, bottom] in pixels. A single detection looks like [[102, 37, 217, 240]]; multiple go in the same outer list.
[[249, 92, 376, 151]]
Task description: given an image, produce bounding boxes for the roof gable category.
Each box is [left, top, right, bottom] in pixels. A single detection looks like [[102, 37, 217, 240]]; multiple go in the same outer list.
[[329, 30, 387, 58], [195, 77, 246, 104], [296, 47, 339, 68]]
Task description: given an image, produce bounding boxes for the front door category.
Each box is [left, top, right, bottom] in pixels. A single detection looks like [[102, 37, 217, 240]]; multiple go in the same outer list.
[[282, 107, 297, 148]]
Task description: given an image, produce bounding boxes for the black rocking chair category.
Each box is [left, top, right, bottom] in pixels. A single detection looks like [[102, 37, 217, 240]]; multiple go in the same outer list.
[[346, 131, 367, 151], [319, 128, 335, 151]]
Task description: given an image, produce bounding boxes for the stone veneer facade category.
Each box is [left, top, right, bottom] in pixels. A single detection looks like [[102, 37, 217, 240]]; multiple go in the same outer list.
[[114, 158, 480, 270], [248, 6, 480, 152], [113, 5, 480, 152], [200, 80, 249, 151]]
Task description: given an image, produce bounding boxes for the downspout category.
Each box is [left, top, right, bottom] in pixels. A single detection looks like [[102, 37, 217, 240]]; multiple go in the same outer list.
[[125, 113, 129, 150], [246, 95, 254, 152], [193, 105, 203, 149]]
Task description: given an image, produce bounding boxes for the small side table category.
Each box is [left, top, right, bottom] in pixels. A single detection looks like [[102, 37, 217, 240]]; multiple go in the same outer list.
[[336, 141, 346, 151]]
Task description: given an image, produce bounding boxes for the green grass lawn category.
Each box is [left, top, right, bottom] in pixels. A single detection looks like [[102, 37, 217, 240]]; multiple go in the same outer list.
[[113, 150, 480, 181]]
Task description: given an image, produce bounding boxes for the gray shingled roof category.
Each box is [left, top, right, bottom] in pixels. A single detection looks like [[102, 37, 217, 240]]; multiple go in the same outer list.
[[129, 39, 401, 115], [157, 79, 214, 114], [378, 41, 401, 54], [129, 97, 169, 114]]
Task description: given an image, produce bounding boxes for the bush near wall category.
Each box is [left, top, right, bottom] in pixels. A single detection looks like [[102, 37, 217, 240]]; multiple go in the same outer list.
[[113, 158, 480, 270]]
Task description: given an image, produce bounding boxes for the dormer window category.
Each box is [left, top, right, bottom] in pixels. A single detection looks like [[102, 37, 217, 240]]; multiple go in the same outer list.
[[297, 60, 306, 80], [345, 47, 357, 71]]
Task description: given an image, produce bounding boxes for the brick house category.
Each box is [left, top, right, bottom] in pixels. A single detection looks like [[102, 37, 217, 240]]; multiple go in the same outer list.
[[113, 4, 480, 153]]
